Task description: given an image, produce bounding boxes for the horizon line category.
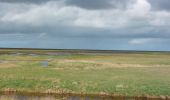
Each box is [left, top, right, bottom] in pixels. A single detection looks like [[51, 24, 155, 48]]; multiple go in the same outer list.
[[0, 47, 170, 52]]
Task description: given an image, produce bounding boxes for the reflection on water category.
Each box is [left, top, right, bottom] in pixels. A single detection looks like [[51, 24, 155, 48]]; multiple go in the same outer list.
[[0, 93, 166, 100], [0, 95, 56, 100], [0, 94, 115, 100]]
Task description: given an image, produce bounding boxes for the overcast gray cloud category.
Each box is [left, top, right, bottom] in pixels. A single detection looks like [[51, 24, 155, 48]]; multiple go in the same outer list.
[[0, 0, 170, 51], [148, 0, 170, 11], [0, 0, 135, 9], [1, 0, 170, 11], [0, 0, 55, 4], [65, 0, 113, 10], [65, 0, 135, 10]]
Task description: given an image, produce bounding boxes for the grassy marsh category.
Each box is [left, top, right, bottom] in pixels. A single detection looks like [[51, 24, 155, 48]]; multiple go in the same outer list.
[[0, 49, 170, 96]]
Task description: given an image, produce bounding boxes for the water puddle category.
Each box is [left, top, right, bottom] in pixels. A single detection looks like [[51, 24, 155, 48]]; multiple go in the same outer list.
[[41, 61, 49, 67], [0, 94, 116, 100]]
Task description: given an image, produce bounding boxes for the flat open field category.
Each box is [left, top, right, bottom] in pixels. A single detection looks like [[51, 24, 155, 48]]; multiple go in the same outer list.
[[0, 48, 170, 96]]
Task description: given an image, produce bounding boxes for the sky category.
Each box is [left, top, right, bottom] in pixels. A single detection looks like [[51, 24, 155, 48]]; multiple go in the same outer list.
[[0, 0, 170, 51]]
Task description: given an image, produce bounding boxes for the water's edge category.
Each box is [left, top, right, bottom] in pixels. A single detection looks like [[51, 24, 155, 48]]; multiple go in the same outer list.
[[0, 90, 170, 100]]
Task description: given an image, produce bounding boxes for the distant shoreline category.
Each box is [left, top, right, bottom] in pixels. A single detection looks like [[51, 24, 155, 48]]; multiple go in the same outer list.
[[0, 47, 170, 53]]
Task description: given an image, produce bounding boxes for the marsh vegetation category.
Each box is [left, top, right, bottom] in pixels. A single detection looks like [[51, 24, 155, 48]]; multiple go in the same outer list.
[[0, 49, 170, 96]]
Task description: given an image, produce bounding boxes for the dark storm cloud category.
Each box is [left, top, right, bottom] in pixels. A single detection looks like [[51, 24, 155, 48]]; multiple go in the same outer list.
[[65, 0, 134, 10], [0, 0, 134, 10], [1, 0, 170, 11], [148, 0, 170, 11], [0, 0, 133, 10], [65, 0, 113, 9]]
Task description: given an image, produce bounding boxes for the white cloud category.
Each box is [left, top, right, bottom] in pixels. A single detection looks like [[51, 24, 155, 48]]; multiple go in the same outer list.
[[0, 0, 170, 50], [0, 0, 170, 37], [0, 33, 25, 39], [129, 38, 155, 44], [149, 11, 170, 26], [39, 33, 47, 38], [127, 0, 151, 17]]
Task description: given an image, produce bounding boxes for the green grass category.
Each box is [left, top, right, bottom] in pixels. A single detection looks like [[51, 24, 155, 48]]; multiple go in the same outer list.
[[0, 49, 170, 96]]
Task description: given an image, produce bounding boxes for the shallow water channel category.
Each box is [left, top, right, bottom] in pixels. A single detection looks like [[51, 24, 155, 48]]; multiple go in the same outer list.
[[1, 93, 163, 100], [0, 93, 118, 100]]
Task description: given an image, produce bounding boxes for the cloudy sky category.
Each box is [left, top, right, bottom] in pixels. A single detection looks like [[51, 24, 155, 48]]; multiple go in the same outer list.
[[0, 0, 170, 51]]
